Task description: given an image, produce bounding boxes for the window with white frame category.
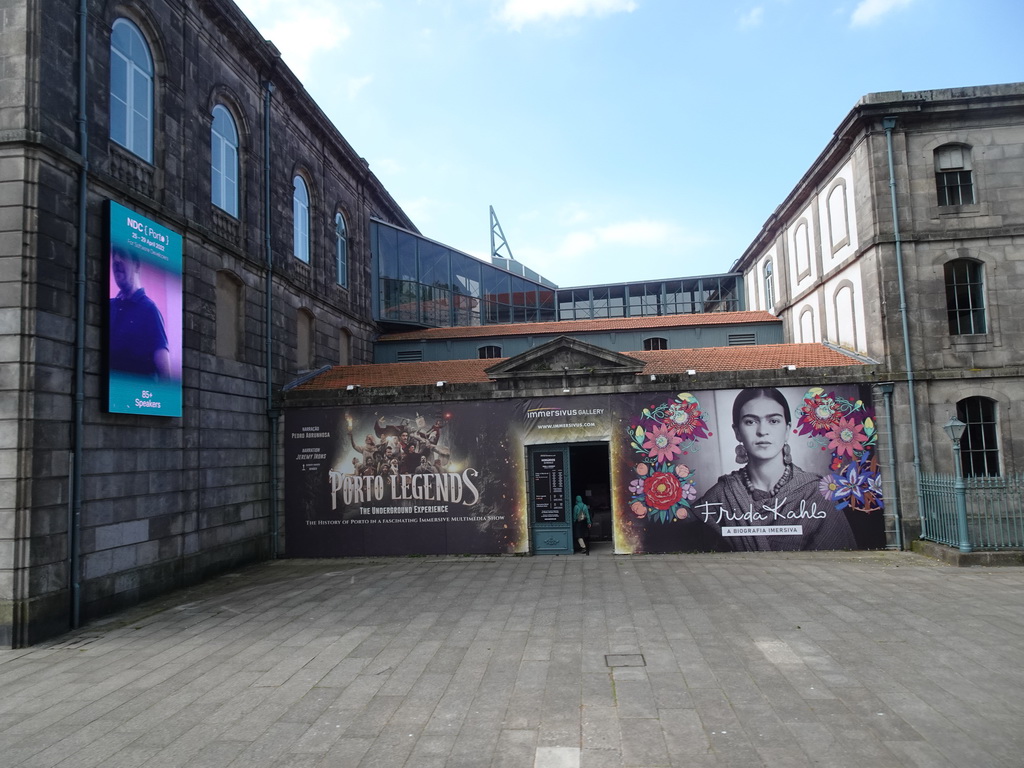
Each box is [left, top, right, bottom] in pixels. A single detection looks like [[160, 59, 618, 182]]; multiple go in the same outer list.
[[109, 18, 153, 161], [763, 260, 775, 308], [478, 345, 502, 359], [935, 145, 975, 206], [944, 259, 986, 335], [293, 176, 310, 263], [643, 337, 668, 351], [956, 396, 999, 476], [211, 105, 239, 216], [335, 212, 348, 287]]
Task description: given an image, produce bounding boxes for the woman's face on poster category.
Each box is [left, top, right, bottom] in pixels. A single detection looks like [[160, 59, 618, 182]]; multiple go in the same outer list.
[[734, 395, 788, 464]]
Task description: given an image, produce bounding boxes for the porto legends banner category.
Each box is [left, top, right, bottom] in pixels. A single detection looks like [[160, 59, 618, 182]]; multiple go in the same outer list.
[[285, 402, 527, 557], [284, 384, 885, 556]]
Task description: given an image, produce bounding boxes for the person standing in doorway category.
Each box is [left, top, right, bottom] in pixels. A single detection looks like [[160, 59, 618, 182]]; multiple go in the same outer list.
[[573, 495, 591, 555]]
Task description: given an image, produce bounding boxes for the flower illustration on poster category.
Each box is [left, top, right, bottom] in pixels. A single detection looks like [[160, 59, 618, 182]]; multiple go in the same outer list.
[[626, 393, 711, 524], [795, 388, 883, 513]]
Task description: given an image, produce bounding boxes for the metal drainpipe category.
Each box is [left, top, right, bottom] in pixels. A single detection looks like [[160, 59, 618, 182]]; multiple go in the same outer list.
[[69, 0, 89, 630], [877, 383, 903, 550], [883, 116, 924, 540], [264, 81, 279, 559]]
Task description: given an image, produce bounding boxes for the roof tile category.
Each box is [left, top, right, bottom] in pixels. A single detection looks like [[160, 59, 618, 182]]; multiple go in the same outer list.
[[292, 343, 865, 391]]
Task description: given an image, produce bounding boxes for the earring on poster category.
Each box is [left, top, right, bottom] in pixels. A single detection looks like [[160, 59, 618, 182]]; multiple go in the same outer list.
[[735, 444, 748, 464], [783, 443, 792, 464]]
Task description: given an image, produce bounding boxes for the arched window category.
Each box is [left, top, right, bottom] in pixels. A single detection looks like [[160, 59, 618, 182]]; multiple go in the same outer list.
[[799, 307, 816, 343], [826, 182, 849, 251], [109, 18, 153, 161], [763, 259, 775, 308], [215, 271, 243, 360], [833, 283, 857, 350], [794, 222, 811, 276], [944, 259, 986, 335], [478, 345, 502, 359], [935, 144, 975, 206], [956, 397, 999, 476], [643, 337, 668, 351], [211, 105, 239, 217], [293, 176, 310, 263], [335, 212, 348, 287]]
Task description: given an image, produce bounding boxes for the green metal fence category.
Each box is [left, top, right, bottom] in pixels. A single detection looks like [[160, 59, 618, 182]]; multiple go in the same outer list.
[[921, 473, 1024, 549]]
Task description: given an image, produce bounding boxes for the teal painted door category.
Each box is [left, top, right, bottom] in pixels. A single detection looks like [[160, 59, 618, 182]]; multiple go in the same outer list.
[[529, 446, 573, 555]]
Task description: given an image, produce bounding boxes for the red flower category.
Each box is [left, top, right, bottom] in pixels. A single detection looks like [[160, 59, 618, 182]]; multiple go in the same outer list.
[[643, 472, 683, 511], [662, 400, 710, 439], [798, 394, 842, 437]]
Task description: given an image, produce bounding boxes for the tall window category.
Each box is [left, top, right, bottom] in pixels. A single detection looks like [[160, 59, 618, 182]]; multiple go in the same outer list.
[[956, 397, 999, 476], [293, 176, 310, 262], [335, 212, 348, 287], [763, 260, 775, 308], [935, 145, 975, 206], [211, 105, 239, 216], [944, 259, 986, 335], [643, 337, 668, 351], [109, 18, 153, 161]]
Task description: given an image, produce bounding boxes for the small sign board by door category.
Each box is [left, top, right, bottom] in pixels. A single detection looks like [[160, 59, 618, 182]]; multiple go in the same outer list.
[[532, 450, 565, 524]]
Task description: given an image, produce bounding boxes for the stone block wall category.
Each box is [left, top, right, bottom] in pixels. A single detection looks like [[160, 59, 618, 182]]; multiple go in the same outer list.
[[0, 0, 415, 645]]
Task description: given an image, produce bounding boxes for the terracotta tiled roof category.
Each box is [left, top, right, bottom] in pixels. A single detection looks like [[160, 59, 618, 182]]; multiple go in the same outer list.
[[292, 359, 499, 390], [378, 311, 778, 342], [631, 344, 865, 373], [291, 343, 866, 391]]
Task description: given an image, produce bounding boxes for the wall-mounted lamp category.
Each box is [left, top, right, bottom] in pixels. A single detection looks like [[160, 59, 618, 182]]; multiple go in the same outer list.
[[435, 381, 446, 388], [784, 365, 797, 371], [650, 374, 657, 382], [346, 384, 359, 391], [686, 369, 696, 376], [943, 415, 972, 553]]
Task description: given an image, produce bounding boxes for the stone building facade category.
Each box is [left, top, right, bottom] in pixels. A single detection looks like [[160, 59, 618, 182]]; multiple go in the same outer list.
[[2, 0, 1021, 647], [735, 84, 1024, 539], [0, 0, 413, 646]]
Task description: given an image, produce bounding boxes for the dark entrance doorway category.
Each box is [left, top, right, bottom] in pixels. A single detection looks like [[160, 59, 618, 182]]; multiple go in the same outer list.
[[529, 442, 610, 555], [569, 444, 611, 544]]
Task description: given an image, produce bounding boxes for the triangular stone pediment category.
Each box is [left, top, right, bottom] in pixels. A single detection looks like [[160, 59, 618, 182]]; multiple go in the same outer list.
[[485, 336, 644, 380]]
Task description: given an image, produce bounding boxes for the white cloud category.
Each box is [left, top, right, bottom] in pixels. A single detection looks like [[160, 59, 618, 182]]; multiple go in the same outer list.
[[371, 157, 404, 178], [739, 6, 764, 28], [396, 196, 440, 225], [850, 0, 914, 27], [557, 202, 593, 227], [498, 0, 638, 30], [233, 0, 351, 82], [529, 218, 706, 275], [595, 220, 680, 246], [347, 75, 374, 100]]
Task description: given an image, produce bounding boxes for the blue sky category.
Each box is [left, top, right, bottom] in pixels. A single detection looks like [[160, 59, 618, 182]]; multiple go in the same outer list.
[[232, 0, 1022, 287]]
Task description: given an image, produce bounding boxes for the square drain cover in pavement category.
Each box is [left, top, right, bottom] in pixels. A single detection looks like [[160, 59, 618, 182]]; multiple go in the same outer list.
[[605, 654, 646, 667]]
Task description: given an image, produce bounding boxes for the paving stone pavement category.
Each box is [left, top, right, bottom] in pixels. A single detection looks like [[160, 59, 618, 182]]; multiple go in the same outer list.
[[2, 548, 1023, 768]]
